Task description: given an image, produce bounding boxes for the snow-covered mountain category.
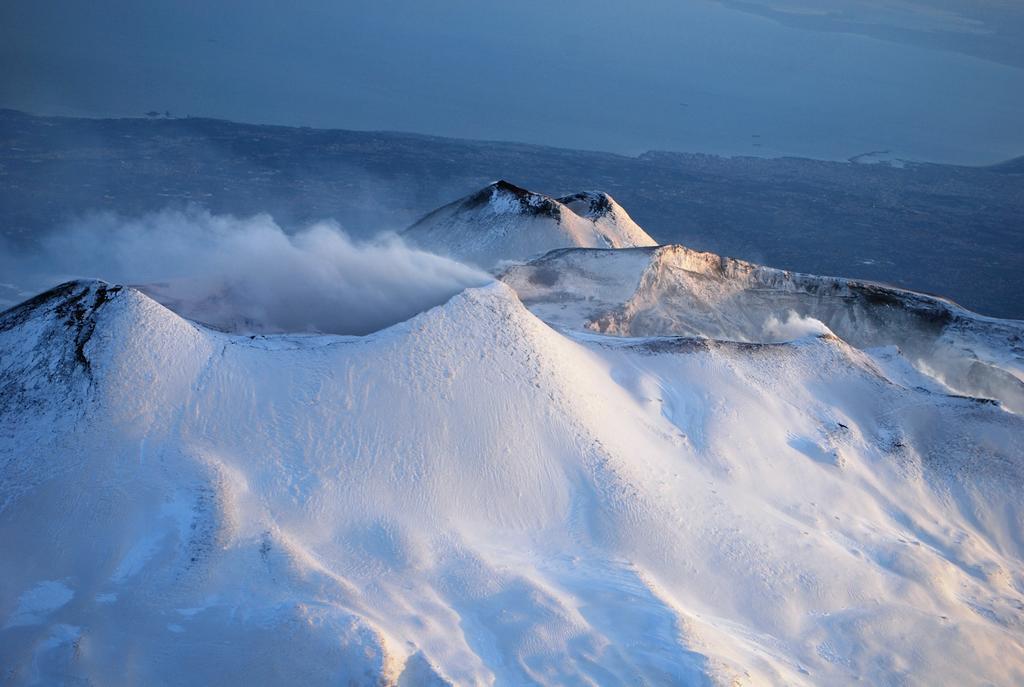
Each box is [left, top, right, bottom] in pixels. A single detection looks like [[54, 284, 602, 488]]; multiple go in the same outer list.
[[501, 244, 1024, 414], [402, 180, 656, 267], [3, 186, 1024, 686]]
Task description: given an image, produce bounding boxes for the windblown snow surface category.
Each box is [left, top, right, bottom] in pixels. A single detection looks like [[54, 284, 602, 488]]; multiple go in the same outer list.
[[2, 185, 1024, 686]]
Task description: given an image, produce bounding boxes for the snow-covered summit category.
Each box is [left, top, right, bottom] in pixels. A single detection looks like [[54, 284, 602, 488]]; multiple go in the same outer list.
[[4, 275, 1024, 685], [469, 178, 563, 218], [402, 180, 656, 267], [557, 190, 618, 218], [556, 190, 654, 247]]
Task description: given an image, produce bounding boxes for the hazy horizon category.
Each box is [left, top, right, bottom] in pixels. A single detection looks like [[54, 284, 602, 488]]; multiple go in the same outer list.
[[3, 1, 1024, 165]]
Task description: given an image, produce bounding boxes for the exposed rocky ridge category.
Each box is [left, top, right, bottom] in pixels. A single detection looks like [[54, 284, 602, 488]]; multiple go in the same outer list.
[[501, 244, 1024, 413]]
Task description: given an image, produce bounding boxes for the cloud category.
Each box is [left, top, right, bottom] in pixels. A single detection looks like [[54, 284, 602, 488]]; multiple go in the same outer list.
[[762, 310, 832, 342], [1, 207, 492, 335]]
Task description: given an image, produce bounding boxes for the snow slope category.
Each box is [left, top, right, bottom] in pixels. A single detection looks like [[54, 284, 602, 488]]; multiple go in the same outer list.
[[402, 181, 656, 268], [3, 278, 1024, 686], [502, 245, 1024, 414]]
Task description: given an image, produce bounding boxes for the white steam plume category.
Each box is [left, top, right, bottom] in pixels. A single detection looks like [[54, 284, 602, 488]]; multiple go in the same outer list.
[[1, 208, 492, 335], [762, 310, 833, 342]]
